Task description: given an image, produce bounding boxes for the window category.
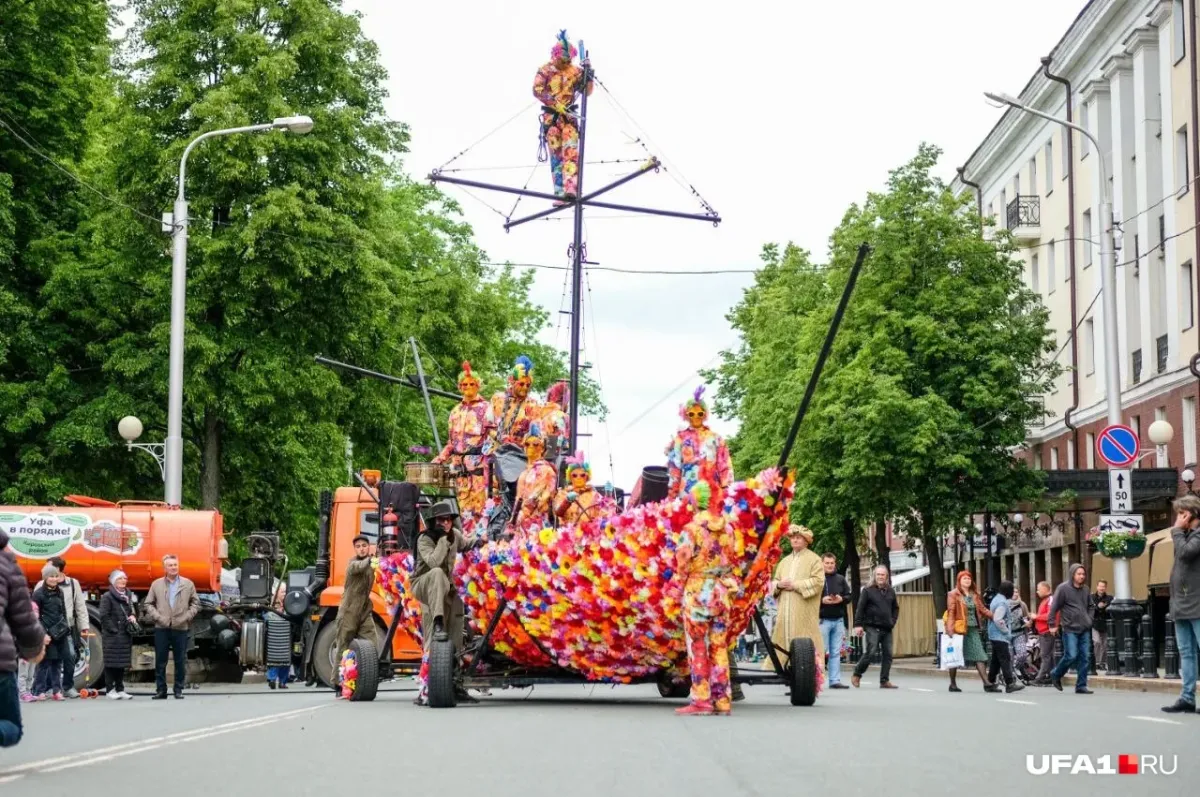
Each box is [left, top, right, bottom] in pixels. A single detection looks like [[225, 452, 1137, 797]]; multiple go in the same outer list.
[[1156, 408, 1169, 467], [1047, 240, 1057, 292], [1085, 318, 1096, 374], [1029, 157, 1037, 198], [1081, 104, 1091, 158], [1183, 261, 1195, 329], [1177, 125, 1189, 194], [1014, 173, 1021, 197], [1184, 396, 1197, 464], [1082, 209, 1094, 266], [1001, 189, 1008, 225], [1067, 442, 1076, 470], [1175, 0, 1187, 64], [1050, 447, 1060, 470], [1034, 448, 1043, 470], [1045, 140, 1054, 192], [1031, 254, 1040, 293], [1086, 432, 1096, 468]]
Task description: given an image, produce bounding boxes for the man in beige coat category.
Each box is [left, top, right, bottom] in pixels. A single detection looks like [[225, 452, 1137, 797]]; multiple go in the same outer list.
[[143, 554, 200, 699]]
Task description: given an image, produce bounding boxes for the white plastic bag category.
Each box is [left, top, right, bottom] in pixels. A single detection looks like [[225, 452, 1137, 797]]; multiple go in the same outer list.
[[940, 633, 965, 670]]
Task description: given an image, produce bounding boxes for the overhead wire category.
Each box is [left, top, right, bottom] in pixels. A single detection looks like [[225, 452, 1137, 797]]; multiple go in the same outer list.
[[434, 102, 538, 171]]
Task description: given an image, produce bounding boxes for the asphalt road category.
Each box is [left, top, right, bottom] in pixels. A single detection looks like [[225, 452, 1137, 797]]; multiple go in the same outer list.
[[0, 673, 1192, 797]]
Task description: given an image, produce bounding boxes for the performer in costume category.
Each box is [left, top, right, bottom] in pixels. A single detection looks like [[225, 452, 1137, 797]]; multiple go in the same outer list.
[[553, 451, 614, 526], [512, 423, 558, 531], [769, 524, 826, 678], [491, 354, 539, 447], [674, 482, 739, 716], [537, 380, 570, 442], [665, 386, 734, 506], [532, 30, 594, 200], [432, 361, 496, 514]]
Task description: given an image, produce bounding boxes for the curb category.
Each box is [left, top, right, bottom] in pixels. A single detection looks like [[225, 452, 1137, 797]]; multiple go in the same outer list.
[[888, 661, 1184, 694]]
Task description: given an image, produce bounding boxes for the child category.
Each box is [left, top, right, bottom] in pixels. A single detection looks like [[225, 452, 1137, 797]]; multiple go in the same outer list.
[[17, 601, 40, 703]]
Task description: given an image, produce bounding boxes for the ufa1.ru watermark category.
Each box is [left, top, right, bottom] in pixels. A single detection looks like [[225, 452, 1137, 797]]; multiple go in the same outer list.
[[1026, 755, 1178, 776]]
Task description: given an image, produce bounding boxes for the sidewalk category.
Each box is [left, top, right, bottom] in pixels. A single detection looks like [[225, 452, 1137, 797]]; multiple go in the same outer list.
[[887, 658, 1183, 694]]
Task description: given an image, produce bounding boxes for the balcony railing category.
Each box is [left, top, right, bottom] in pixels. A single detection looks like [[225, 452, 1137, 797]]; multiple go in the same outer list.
[[1157, 335, 1169, 373], [1006, 195, 1041, 230], [1133, 349, 1143, 385]]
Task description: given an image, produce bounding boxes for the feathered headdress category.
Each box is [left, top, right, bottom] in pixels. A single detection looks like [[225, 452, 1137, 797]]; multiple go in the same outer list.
[[679, 384, 709, 421], [457, 360, 479, 386], [565, 449, 591, 477], [551, 29, 577, 62], [690, 481, 711, 511], [524, 421, 545, 444], [510, 354, 534, 383]]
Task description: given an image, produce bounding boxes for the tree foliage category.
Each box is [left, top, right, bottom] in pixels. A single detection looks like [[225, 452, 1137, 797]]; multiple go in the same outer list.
[[712, 144, 1058, 613], [1, 0, 601, 566]]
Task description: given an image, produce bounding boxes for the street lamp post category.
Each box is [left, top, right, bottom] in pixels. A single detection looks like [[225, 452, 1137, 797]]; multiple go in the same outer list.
[[118, 415, 166, 483], [165, 115, 314, 507]]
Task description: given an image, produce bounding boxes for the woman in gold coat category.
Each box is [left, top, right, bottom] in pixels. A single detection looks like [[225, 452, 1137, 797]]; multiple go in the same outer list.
[[768, 525, 826, 674]]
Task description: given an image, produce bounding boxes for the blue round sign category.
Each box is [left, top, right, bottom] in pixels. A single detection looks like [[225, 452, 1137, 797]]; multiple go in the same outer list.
[[1096, 424, 1139, 468]]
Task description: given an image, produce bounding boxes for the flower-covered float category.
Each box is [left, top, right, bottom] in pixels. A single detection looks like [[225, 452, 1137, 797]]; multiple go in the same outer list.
[[373, 465, 820, 708]]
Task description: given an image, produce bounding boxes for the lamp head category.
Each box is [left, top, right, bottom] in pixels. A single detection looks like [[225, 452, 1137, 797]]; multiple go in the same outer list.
[[1183, 467, 1196, 486], [1148, 419, 1175, 446], [273, 115, 314, 135], [118, 416, 144, 442], [984, 91, 1021, 108], [1013, 513, 1024, 524]]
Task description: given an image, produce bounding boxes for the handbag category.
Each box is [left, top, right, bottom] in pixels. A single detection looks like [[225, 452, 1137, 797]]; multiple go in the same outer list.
[[940, 633, 965, 670], [44, 616, 71, 642]]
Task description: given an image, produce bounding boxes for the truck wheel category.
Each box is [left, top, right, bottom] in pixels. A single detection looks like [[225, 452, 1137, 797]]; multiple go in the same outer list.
[[656, 672, 690, 699], [312, 623, 339, 688], [347, 638, 379, 702], [75, 607, 105, 690], [788, 637, 817, 707], [426, 638, 457, 709]]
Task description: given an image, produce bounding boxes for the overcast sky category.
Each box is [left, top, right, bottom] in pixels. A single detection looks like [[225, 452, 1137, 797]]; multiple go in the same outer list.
[[345, 0, 1086, 490]]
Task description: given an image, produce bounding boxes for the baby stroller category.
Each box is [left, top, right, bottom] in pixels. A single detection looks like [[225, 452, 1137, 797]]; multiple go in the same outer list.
[[1013, 630, 1039, 685]]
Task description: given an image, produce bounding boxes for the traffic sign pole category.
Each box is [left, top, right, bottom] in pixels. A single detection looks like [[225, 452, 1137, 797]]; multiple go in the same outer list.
[[1093, 423, 1140, 606]]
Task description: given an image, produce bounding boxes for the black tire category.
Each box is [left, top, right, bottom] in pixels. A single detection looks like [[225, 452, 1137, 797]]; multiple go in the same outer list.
[[348, 638, 379, 702], [75, 606, 105, 690], [312, 622, 340, 688], [427, 638, 457, 709], [788, 637, 817, 707], [656, 673, 690, 699]]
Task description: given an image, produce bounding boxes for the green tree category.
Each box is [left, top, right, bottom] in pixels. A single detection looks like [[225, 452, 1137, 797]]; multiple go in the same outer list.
[[714, 144, 1058, 614]]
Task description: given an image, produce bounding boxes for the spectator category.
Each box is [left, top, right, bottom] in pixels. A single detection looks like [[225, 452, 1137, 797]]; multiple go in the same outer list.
[[31, 564, 75, 701], [1048, 563, 1094, 695], [1009, 586, 1032, 675], [34, 556, 89, 698], [16, 601, 40, 703], [267, 584, 290, 690], [1091, 580, 1112, 670], [1162, 494, 1200, 714], [143, 554, 200, 700], [851, 566, 899, 689], [1032, 581, 1055, 685], [98, 570, 135, 699], [987, 581, 1024, 693], [1, 529, 47, 747], [818, 552, 852, 689], [945, 570, 997, 693]]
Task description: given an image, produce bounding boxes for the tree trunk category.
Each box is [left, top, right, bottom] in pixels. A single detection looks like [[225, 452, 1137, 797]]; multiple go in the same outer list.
[[922, 509, 949, 617], [874, 518, 890, 572], [200, 407, 221, 510], [842, 516, 862, 609]]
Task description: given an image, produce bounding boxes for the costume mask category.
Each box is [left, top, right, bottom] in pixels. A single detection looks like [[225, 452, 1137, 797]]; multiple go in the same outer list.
[[513, 376, 532, 399], [524, 437, 545, 461], [679, 385, 710, 430], [551, 29, 576, 66], [510, 355, 534, 400], [685, 405, 706, 430], [569, 467, 589, 491], [458, 361, 481, 401]]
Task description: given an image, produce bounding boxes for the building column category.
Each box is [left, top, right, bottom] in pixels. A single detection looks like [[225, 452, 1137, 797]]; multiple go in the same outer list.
[[1151, 1, 1183, 368], [1082, 77, 1114, 396], [1103, 53, 1137, 390], [1127, 28, 1166, 380]]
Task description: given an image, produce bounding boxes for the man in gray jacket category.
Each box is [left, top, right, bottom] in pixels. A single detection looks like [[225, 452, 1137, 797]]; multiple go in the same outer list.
[[143, 554, 200, 700], [1163, 495, 1200, 714], [1048, 563, 1093, 695]]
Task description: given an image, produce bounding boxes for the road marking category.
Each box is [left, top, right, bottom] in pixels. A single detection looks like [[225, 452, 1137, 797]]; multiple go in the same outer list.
[[997, 699, 1037, 705], [0, 705, 327, 778], [0, 774, 23, 785], [1128, 715, 1182, 725], [908, 687, 933, 692]]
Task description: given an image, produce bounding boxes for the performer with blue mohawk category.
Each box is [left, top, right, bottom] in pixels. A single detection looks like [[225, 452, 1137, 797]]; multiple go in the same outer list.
[[512, 422, 558, 532], [490, 354, 540, 447]]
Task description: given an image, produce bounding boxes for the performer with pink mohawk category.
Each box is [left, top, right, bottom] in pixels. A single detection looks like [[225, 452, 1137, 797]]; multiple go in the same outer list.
[[665, 386, 734, 507], [433, 361, 496, 514], [553, 450, 614, 526], [537, 380, 570, 442], [532, 30, 593, 200]]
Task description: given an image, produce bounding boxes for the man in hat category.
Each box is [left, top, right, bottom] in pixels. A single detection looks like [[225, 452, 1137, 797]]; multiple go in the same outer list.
[[433, 361, 496, 515], [333, 534, 377, 695], [769, 525, 826, 688], [412, 501, 483, 705]]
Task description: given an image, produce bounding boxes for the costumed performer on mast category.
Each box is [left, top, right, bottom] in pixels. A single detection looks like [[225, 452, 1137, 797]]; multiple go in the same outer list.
[[512, 422, 558, 532], [553, 451, 614, 526], [532, 30, 594, 201], [491, 354, 539, 448], [665, 386, 734, 506], [432, 361, 496, 515], [673, 482, 740, 716]]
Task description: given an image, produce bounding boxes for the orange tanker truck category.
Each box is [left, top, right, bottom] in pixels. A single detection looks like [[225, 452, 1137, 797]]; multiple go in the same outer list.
[[2, 496, 234, 688]]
